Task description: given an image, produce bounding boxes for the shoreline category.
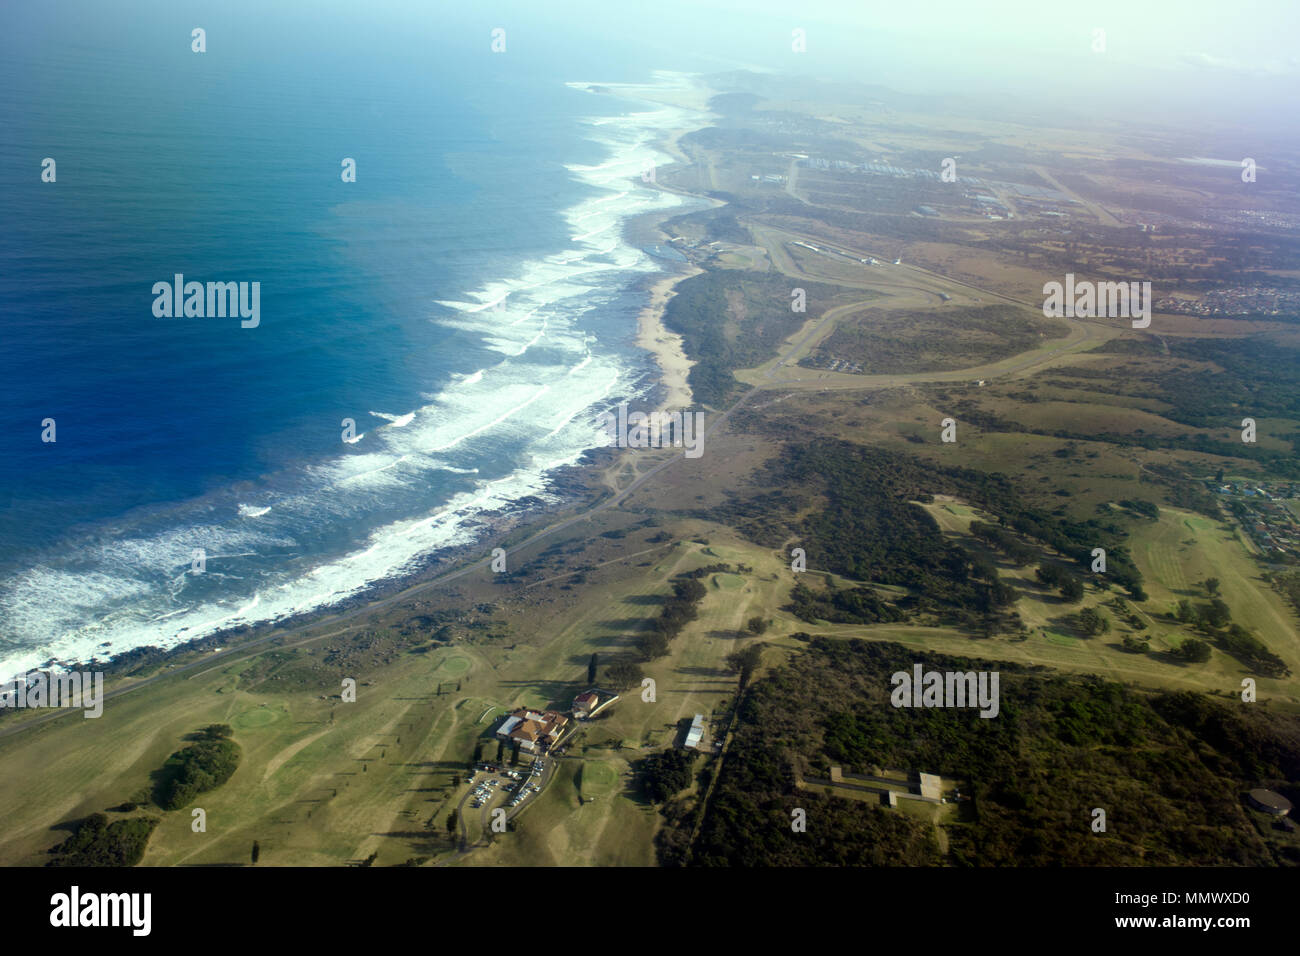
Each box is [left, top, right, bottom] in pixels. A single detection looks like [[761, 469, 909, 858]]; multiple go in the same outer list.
[[634, 265, 701, 415], [0, 75, 721, 686], [621, 86, 720, 417]]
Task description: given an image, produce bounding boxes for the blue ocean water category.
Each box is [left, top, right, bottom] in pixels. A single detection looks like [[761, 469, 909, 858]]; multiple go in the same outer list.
[[0, 1, 711, 674]]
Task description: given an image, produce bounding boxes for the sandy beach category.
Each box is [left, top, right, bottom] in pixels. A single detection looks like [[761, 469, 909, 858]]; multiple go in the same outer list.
[[621, 79, 720, 416], [635, 265, 701, 414]]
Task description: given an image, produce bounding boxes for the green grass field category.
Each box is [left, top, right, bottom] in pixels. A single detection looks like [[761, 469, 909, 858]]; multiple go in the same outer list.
[[579, 761, 619, 800], [436, 656, 471, 677]]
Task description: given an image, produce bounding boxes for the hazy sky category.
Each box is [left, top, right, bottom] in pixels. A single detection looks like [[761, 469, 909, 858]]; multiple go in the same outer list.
[[544, 0, 1300, 132], [12, 1, 1296, 135]]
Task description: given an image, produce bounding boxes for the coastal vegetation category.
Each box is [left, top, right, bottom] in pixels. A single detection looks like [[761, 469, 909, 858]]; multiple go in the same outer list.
[[666, 638, 1300, 867], [155, 725, 242, 811], [47, 813, 159, 867]]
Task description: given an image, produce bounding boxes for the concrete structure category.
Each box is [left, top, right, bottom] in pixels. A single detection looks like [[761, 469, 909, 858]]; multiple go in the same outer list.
[[811, 767, 948, 805], [916, 772, 943, 802]]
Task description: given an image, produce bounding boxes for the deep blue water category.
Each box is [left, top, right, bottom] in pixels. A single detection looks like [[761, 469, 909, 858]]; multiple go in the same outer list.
[[0, 1, 713, 672]]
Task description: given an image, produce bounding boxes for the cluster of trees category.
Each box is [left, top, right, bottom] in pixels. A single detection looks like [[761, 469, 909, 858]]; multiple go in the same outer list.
[[759, 442, 1020, 629], [1036, 563, 1085, 602], [157, 726, 241, 810], [969, 521, 1039, 565], [1086, 337, 1300, 479], [1173, 598, 1288, 676], [668, 637, 1300, 867], [978, 495, 1145, 601], [1118, 499, 1160, 520], [1111, 596, 1148, 632], [605, 659, 645, 691], [725, 645, 764, 690], [713, 440, 1140, 637], [1275, 570, 1300, 614], [1077, 607, 1110, 636], [635, 578, 708, 660], [1173, 637, 1213, 662], [1102, 336, 1300, 432], [805, 305, 1068, 376], [48, 813, 158, 867], [641, 748, 698, 803], [1219, 625, 1288, 676], [661, 271, 853, 407], [677, 563, 737, 579], [787, 581, 906, 625]]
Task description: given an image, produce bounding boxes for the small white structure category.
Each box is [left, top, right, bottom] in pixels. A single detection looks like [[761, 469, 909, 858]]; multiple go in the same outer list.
[[684, 713, 705, 749]]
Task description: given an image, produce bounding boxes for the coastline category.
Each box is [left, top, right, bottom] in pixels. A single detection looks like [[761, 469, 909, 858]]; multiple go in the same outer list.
[[0, 74, 721, 686], [623, 86, 719, 416], [635, 264, 701, 415]]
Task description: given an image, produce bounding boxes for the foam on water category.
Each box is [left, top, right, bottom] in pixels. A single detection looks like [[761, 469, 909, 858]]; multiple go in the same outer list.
[[0, 71, 712, 679], [369, 411, 416, 427]]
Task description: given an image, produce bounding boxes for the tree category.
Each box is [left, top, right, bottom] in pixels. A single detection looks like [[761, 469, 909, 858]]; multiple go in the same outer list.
[[606, 660, 644, 691], [251, 841, 260, 864], [746, 616, 769, 635], [158, 736, 242, 810], [446, 810, 458, 835], [635, 631, 671, 660], [1059, 577, 1084, 603], [587, 653, 598, 685], [471, 742, 483, 769], [510, 741, 520, 766], [641, 748, 698, 803], [496, 740, 505, 764], [198, 724, 233, 740], [1121, 635, 1148, 653], [1204, 577, 1220, 596], [725, 644, 764, 689], [1077, 607, 1109, 636], [1203, 598, 1231, 628], [1174, 637, 1212, 663]]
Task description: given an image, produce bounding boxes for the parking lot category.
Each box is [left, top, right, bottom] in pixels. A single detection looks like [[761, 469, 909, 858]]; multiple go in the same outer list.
[[461, 756, 551, 826]]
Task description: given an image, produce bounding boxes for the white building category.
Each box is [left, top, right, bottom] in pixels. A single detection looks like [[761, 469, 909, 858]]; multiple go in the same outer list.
[[684, 713, 705, 749]]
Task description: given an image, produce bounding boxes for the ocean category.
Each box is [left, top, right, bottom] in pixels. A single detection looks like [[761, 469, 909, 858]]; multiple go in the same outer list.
[[0, 2, 712, 677]]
